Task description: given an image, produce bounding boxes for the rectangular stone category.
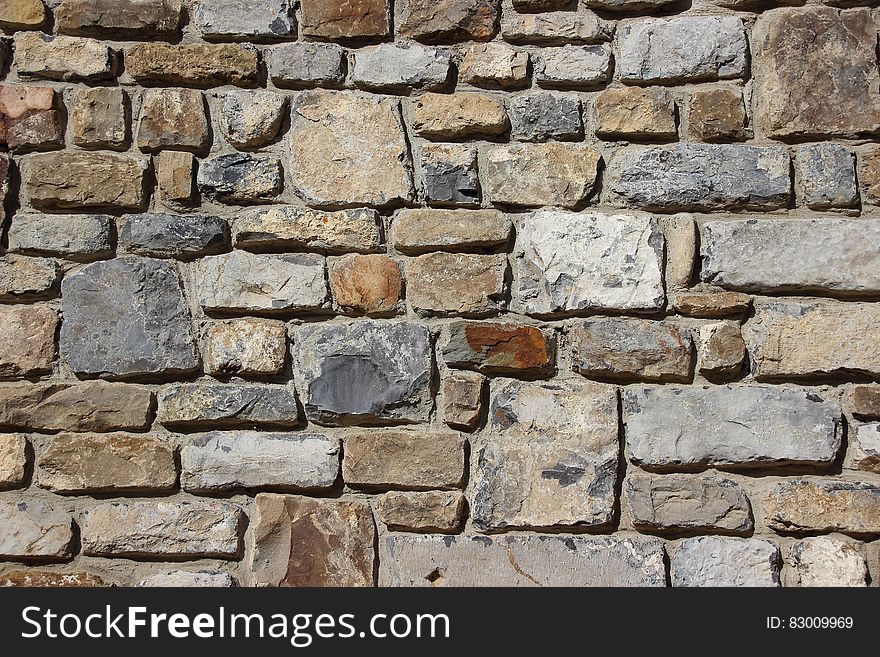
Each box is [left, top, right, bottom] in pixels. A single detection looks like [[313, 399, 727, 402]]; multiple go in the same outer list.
[[56, 0, 183, 37], [766, 479, 880, 536], [195, 251, 327, 315], [81, 501, 243, 558], [300, 0, 388, 40], [376, 491, 464, 533], [441, 371, 485, 431], [36, 434, 176, 494], [118, 213, 227, 259], [0, 500, 73, 560], [618, 16, 747, 83], [0, 382, 152, 432], [158, 384, 299, 429], [125, 43, 259, 87], [233, 206, 382, 254], [623, 385, 842, 469], [0, 84, 63, 151], [0, 305, 57, 377], [181, 432, 339, 493], [0, 255, 60, 301], [202, 318, 287, 377], [413, 92, 508, 139], [743, 300, 880, 380], [197, 154, 282, 203], [343, 432, 466, 490], [473, 379, 619, 531], [14, 32, 113, 82], [0, 434, 26, 489], [702, 219, 880, 294], [157, 151, 194, 206], [671, 537, 780, 587], [535, 45, 612, 88], [195, 0, 294, 39], [71, 87, 128, 149], [381, 535, 666, 586], [501, 6, 613, 45], [8, 213, 113, 261], [441, 321, 555, 375], [787, 536, 868, 587], [405, 253, 508, 317], [513, 210, 665, 315], [352, 44, 451, 92], [22, 152, 147, 211], [796, 144, 859, 210], [269, 43, 346, 88], [391, 209, 510, 254], [607, 145, 791, 211]]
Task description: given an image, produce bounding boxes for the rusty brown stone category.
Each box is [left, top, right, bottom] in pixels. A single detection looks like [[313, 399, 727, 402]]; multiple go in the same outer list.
[[850, 386, 880, 420], [329, 254, 402, 316], [442, 321, 555, 375], [398, 0, 498, 43], [0, 305, 58, 378], [250, 494, 376, 587], [0, 85, 62, 151], [689, 88, 747, 142], [859, 147, 880, 206], [300, 0, 389, 40], [0, 570, 109, 587], [55, 0, 182, 37], [126, 43, 259, 87]]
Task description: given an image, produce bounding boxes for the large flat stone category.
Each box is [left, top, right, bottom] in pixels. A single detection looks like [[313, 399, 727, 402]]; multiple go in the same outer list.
[[766, 479, 880, 536], [352, 44, 451, 92], [60, 258, 199, 378], [56, 0, 183, 37], [181, 432, 339, 493], [623, 386, 842, 469], [702, 219, 880, 295], [397, 0, 498, 43], [671, 537, 780, 587], [294, 321, 432, 426], [472, 378, 619, 531], [381, 535, 666, 587], [512, 210, 665, 316], [119, 213, 227, 260], [8, 214, 113, 262], [501, 7, 613, 45], [157, 384, 299, 429], [195, 0, 294, 40], [125, 43, 259, 87], [441, 321, 555, 375], [300, 0, 388, 40], [405, 253, 508, 317]]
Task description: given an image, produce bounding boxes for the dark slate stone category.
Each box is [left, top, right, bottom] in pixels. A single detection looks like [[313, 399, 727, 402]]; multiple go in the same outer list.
[[294, 320, 432, 426], [197, 153, 282, 203], [509, 92, 583, 142], [60, 257, 199, 378], [119, 213, 228, 259], [422, 144, 480, 206]]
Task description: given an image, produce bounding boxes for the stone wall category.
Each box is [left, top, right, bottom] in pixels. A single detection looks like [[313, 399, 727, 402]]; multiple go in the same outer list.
[[0, 0, 879, 588]]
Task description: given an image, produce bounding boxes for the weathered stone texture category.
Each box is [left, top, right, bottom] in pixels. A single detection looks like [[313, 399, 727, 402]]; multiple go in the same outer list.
[[381, 535, 666, 587], [850, 387, 880, 420], [513, 210, 665, 315], [60, 258, 199, 378], [295, 321, 432, 425], [472, 378, 619, 531], [0, 85, 62, 151], [413, 93, 508, 139], [392, 209, 510, 254], [119, 213, 227, 259], [0, 255, 60, 301], [352, 44, 451, 92], [8, 213, 112, 261], [671, 291, 752, 319], [442, 321, 554, 375], [329, 254, 403, 315], [405, 253, 508, 317], [56, 0, 182, 37], [203, 319, 287, 376], [766, 479, 880, 536], [509, 92, 582, 142], [0, 305, 57, 378], [441, 370, 485, 430], [852, 423, 880, 474], [250, 494, 375, 587], [300, 0, 389, 40], [595, 87, 676, 140], [343, 432, 466, 490], [797, 144, 858, 209], [460, 43, 529, 88], [0, 434, 26, 489], [671, 537, 780, 587], [501, 8, 613, 45], [420, 142, 480, 206], [158, 384, 299, 429], [269, 43, 346, 88], [788, 537, 868, 587], [0, 501, 73, 560], [0, 0, 46, 29], [219, 91, 286, 149], [234, 206, 382, 254], [137, 88, 209, 152], [688, 88, 747, 142], [197, 154, 282, 203], [195, 0, 294, 40], [157, 151, 195, 206], [376, 491, 464, 532], [136, 571, 234, 588], [0, 570, 108, 587], [126, 43, 259, 87], [71, 87, 128, 149], [535, 45, 612, 88], [398, 0, 498, 43], [623, 386, 842, 469], [14, 33, 113, 82], [698, 322, 746, 377]]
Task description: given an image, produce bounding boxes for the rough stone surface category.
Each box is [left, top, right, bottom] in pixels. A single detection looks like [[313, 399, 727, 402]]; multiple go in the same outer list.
[[441, 370, 485, 430], [595, 86, 676, 140], [376, 491, 464, 532], [157, 151, 194, 206], [0, 255, 60, 301], [269, 43, 346, 88], [619, 17, 747, 83], [352, 44, 451, 92], [197, 153, 282, 203], [472, 378, 619, 531], [118, 213, 227, 259], [343, 432, 466, 490], [405, 252, 507, 317], [623, 386, 842, 469], [195, 251, 326, 314], [796, 144, 859, 210], [136, 571, 235, 588], [218, 91, 286, 149], [484, 142, 601, 208], [329, 254, 403, 316], [300, 0, 389, 40], [0, 382, 153, 433], [509, 92, 582, 142], [698, 322, 746, 377], [181, 432, 339, 492], [137, 88, 208, 152], [392, 209, 510, 254], [788, 537, 867, 587], [23, 151, 147, 211], [294, 321, 432, 426], [0, 434, 26, 489], [413, 93, 508, 139], [688, 87, 747, 142], [381, 535, 666, 587], [250, 494, 376, 587], [766, 479, 880, 536], [626, 473, 753, 535], [702, 219, 880, 294], [744, 300, 880, 380], [753, 7, 880, 139], [535, 45, 612, 88], [56, 0, 182, 37], [289, 91, 413, 208], [460, 43, 529, 88], [0, 570, 108, 587], [671, 537, 780, 587], [442, 321, 555, 375], [850, 387, 880, 420], [852, 423, 880, 474], [0, 501, 73, 560], [203, 319, 287, 376], [60, 258, 199, 378], [607, 144, 791, 211], [397, 0, 498, 43], [125, 43, 259, 87], [420, 143, 480, 206], [671, 290, 752, 319], [0, 305, 57, 378], [0, 85, 62, 151], [859, 148, 880, 205], [572, 318, 692, 383], [513, 210, 665, 315], [81, 500, 243, 558], [234, 206, 382, 254], [158, 384, 299, 429], [0, 155, 8, 230], [36, 434, 176, 494], [8, 213, 112, 261], [71, 87, 127, 149], [195, 0, 294, 40], [0, 0, 46, 28], [14, 33, 113, 82], [501, 8, 613, 45]]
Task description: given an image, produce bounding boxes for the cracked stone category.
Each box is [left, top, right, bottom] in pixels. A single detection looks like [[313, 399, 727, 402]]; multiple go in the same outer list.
[[158, 384, 299, 429]]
